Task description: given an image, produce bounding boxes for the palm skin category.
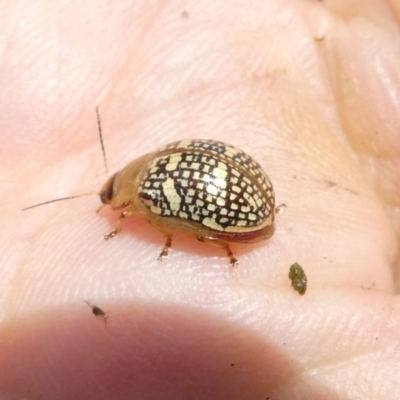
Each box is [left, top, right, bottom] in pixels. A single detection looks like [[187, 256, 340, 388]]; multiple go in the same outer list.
[[1, 1, 400, 399]]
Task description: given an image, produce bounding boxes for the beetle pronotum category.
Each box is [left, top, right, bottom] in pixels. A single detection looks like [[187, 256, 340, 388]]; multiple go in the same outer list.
[[23, 110, 279, 265]]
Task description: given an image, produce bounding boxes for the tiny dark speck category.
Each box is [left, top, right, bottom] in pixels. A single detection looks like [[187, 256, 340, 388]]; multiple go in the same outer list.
[[326, 180, 338, 188], [85, 300, 109, 327]]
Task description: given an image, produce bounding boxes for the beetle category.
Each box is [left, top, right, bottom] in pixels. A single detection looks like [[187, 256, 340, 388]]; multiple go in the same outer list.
[[23, 110, 277, 265], [99, 139, 276, 266]]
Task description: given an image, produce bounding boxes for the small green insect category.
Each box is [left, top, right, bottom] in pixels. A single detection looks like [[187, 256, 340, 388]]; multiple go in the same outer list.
[[288, 262, 307, 295]]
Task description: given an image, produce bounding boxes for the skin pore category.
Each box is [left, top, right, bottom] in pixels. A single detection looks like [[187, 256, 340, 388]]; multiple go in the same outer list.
[[1, 0, 400, 399]]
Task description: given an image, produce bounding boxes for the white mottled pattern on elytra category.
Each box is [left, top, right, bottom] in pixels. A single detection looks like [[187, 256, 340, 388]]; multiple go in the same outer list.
[[216, 197, 226, 207], [166, 162, 178, 171], [177, 139, 192, 149], [206, 185, 218, 196], [203, 217, 223, 230], [138, 139, 275, 233], [213, 176, 227, 189], [217, 162, 227, 171], [243, 193, 256, 207], [232, 186, 240, 194], [202, 174, 211, 183], [225, 148, 239, 158], [225, 214, 273, 232], [162, 178, 181, 212]]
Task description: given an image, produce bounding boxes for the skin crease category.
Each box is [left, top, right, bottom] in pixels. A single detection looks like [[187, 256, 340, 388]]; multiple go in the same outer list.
[[1, 0, 400, 398]]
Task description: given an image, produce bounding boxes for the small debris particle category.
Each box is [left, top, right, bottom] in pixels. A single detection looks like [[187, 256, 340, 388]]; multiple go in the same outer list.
[[288, 262, 307, 295], [275, 203, 287, 214], [85, 300, 109, 327]]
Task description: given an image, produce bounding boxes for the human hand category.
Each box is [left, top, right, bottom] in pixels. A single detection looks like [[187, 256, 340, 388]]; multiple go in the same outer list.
[[2, 1, 400, 399]]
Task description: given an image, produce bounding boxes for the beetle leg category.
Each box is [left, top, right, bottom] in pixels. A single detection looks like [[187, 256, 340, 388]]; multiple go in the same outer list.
[[147, 222, 173, 261], [197, 237, 238, 266], [158, 235, 172, 261], [104, 209, 135, 240], [96, 204, 106, 213]]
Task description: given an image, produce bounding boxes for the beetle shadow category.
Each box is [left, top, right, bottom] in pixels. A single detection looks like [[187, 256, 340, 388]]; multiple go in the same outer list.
[[0, 300, 353, 400]]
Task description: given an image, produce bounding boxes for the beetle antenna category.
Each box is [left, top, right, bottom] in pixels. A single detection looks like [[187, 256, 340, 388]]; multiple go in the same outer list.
[[96, 107, 109, 176], [22, 109, 108, 212], [22, 192, 98, 211]]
